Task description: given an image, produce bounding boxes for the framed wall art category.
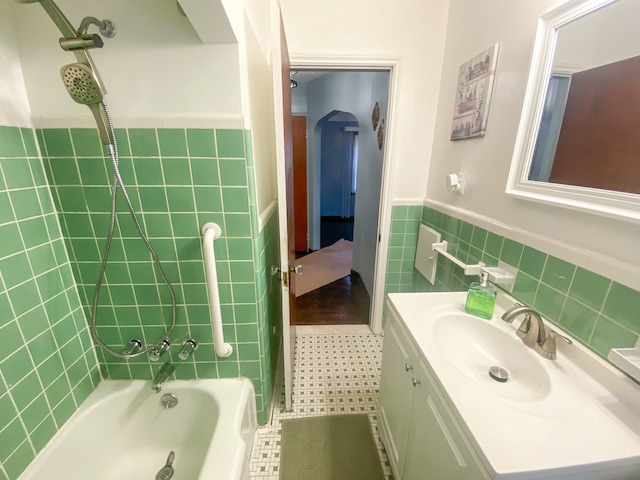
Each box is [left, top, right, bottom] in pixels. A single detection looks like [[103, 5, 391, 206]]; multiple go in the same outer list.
[[450, 43, 500, 140]]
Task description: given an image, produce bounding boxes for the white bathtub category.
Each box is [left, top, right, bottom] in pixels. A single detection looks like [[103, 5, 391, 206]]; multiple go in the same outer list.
[[19, 378, 257, 480]]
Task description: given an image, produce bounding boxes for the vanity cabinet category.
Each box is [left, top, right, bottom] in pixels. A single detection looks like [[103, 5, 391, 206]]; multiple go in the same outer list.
[[379, 301, 490, 480]]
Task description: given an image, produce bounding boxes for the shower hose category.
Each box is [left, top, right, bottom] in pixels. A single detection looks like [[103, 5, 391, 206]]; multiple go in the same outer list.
[[89, 103, 176, 359]]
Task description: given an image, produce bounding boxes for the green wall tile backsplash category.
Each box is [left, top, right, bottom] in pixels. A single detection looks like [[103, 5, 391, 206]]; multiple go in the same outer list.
[[38, 127, 280, 425], [386, 204, 640, 363], [0, 126, 100, 480]]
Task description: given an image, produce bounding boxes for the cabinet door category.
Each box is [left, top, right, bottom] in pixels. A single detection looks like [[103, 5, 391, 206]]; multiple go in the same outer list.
[[379, 316, 416, 479], [404, 360, 489, 480]]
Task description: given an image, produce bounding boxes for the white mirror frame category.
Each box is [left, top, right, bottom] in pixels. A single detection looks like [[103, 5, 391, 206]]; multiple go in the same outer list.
[[506, 0, 640, 224]]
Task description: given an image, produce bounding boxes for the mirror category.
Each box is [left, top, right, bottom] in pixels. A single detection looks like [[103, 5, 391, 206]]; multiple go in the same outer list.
[[507, 0, 640, 223]]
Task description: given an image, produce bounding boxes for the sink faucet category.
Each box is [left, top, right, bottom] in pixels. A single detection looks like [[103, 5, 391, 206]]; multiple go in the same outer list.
[[501, 304, 547, 348], [501, 305, 572, 359], [152, 363, 175, 393]]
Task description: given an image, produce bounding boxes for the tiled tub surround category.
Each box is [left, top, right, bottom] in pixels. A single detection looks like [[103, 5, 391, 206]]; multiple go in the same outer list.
[[37, 127, 280, 425], [385, 204, 640, 362], [0, 126, 100, 480]]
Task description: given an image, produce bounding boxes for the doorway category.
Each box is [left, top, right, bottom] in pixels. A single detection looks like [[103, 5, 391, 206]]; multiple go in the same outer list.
[[290, 69, 390, 326]]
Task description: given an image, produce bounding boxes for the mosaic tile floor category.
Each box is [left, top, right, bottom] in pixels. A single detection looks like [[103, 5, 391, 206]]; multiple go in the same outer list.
[[249, 326, 393, 479]]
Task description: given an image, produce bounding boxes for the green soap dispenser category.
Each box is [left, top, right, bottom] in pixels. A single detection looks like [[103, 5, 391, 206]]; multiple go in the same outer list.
[[465, 272, 496, 319]]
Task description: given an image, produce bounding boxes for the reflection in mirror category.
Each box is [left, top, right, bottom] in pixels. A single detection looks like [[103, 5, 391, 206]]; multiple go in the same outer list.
[[528, 0, 640, 194], [507, 0, 640, 223]]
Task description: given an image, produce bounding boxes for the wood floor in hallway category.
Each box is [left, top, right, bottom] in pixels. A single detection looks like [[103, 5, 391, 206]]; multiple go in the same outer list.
[[295, 273, 370, 325]]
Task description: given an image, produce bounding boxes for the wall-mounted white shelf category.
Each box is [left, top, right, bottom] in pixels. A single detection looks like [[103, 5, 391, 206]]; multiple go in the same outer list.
[[608, 348, 640, 383]]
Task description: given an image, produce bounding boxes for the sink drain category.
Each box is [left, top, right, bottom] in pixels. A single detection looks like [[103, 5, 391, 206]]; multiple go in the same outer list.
[[488, 366, 509, 382]]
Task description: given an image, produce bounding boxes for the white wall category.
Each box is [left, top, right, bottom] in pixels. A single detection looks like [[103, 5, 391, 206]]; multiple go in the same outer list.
[[306, 71, 388, 294], [0, 0, 32, 127], [11, 0, 242, 122], [425, 0, 640, 280], [278, 0, 450, 202], [234, 0, 278, 220]]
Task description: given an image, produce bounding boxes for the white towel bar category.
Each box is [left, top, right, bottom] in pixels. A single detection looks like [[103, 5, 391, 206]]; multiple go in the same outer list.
[[432, 240, 485, 276], [201, 222, 233, 357]]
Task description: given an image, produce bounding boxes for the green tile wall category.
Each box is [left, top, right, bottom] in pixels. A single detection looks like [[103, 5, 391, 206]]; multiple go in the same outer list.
[[385, 205, 441, 294], [38, 127, 279, 424], [255, 209, 282, 421], [0, 126, 100, 480], [385, 203, 640, 362]]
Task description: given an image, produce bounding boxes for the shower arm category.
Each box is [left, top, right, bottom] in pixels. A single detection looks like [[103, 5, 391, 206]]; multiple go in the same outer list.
[[78, 16, 115, 37]]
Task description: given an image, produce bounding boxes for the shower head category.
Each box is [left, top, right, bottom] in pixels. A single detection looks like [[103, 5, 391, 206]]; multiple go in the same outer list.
[[61, 63, 104, 104], [60, 63, 114, 146]]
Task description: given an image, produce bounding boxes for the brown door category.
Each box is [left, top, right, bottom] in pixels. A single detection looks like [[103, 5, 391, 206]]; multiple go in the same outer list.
[[292, 116, 308, 253], [271, 1, 296, 410]]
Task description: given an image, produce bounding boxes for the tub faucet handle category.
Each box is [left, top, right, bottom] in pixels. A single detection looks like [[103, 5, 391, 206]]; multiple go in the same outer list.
[[122, 339, 142, 356], [178, 339, 199, 360], [149, 338, 171, 362]]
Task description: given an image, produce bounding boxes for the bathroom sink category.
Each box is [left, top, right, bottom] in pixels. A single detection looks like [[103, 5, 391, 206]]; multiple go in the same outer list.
[[431, 312, 550, 402], [387, 291, 640, 478]]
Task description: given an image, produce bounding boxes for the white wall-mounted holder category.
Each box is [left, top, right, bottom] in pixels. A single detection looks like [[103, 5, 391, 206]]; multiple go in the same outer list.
[[415, 225, 440, 284], [418, 226, 517, 285], [481, 265, 516, 289], [608, 348, 640, 383], [446, 173, 464, 194], [432, 240, 484, 275]]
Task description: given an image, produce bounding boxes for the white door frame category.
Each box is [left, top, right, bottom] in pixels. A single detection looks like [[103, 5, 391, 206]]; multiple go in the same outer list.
[[290, 54, 401, 334]]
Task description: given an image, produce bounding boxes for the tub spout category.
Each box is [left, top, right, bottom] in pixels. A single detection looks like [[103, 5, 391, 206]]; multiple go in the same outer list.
[[152, 363, 175, 393]]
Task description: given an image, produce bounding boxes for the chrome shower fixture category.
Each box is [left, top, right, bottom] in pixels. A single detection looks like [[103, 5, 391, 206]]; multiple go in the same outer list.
[[78, 16, 116, 38], [15, 0, 116, 145], [59, 34, 104, 52], [59, 17, 115, 51], [14, 0, 115, 45], [61, 63, 104, 104], [17, 0, 179, 361]]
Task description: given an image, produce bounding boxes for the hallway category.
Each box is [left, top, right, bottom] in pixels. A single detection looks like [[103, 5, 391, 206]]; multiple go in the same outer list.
[[295, 274, 370, 325], [249, 326, 392, 479]]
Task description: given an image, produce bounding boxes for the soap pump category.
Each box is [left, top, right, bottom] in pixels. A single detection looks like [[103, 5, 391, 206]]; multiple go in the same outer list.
[[465, 271, 497, 320]]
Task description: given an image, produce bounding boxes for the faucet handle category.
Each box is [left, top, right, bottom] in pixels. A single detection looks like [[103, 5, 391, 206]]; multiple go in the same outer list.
[[149, 338, 171, 362], [515, 313, 532, 339], [178, 339, 199, 360], [122, 339, 142, 356], [538, 330, 573, 360], [549, 330, 572, 345]]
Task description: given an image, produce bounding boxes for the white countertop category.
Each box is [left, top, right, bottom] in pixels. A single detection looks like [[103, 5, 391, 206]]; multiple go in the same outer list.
[[387, 291, 640, 479]]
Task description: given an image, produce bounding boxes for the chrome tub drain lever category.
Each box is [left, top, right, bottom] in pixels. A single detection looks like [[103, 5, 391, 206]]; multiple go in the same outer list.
[[160, 393, 178, 409]]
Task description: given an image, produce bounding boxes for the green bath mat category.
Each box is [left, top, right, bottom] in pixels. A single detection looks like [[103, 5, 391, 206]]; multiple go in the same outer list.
[[280, 414, 385, 480]]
